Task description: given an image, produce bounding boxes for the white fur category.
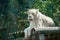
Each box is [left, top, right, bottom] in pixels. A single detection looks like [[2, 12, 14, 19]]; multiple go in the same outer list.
[[24, 9, 55, 39]]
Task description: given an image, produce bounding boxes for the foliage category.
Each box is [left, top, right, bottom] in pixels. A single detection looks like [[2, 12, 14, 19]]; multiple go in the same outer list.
[[0, 0, 60, 32], [0, 0, 60, 39]]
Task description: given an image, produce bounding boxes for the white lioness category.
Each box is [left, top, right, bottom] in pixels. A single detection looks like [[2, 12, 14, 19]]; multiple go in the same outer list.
[[24, 9, 55, 39]]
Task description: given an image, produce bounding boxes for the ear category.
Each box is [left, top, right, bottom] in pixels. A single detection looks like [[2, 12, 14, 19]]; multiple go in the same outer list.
[[36, 10, 38, 15], [27, 9, 30, 14], [37, 9, 39, 11], [26, 11, 28, 14], [36, 9, 39, 15], [27, 9, 30, 11]]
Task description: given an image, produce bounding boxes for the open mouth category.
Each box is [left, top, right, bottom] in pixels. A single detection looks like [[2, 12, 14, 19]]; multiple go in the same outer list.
[[29, 19, 33, 21]]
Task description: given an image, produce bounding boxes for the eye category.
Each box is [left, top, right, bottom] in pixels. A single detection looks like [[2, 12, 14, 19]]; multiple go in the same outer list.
[[32, 13, 34, 15], [28, 13, 31, 14]]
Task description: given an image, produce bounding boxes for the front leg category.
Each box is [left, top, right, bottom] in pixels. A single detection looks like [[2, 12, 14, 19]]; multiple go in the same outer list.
[[24, 27, 31, 40]]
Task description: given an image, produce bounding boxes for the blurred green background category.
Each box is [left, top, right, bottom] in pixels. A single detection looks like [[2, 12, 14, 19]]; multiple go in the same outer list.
[[0, 0, 60, 40]]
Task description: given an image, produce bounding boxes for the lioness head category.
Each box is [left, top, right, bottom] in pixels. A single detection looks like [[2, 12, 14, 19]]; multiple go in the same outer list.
[[27, 9, 39, 21]]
